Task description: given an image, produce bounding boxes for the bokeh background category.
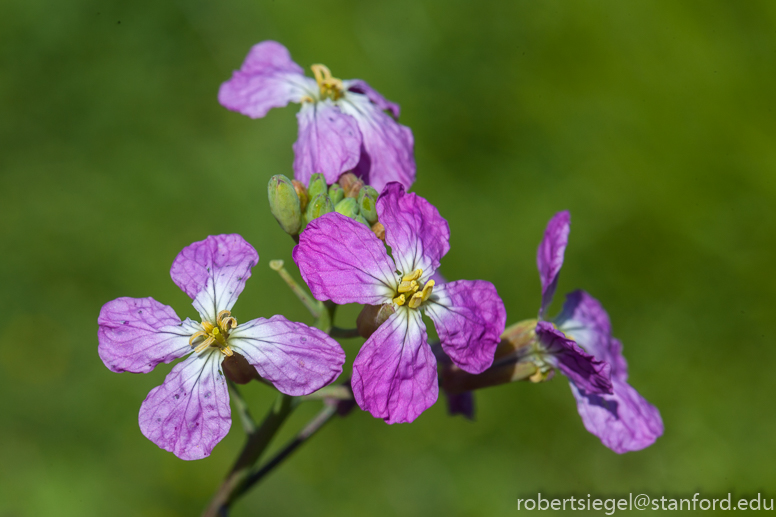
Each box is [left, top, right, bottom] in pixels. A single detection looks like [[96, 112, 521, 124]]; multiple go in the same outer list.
[[2, 0, 775, 515]]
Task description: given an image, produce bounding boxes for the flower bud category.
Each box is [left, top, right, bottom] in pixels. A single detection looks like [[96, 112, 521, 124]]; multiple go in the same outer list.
[[305, 193, 335, 222], [354, 213, 370, 226], [268, 175, 302, 236], [338, 172, 364, 198], [371, 221, 386, 241], [334, 197, 360, 219], [328, 183, 344, 206], [356, 304, 396, 339], [222, 352, 260, 384], [357, 188, 378, 224], [292, 180, 308, 213], [307, 173, 328, 199]]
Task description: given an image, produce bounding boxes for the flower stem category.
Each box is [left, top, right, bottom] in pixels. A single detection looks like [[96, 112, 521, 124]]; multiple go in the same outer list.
[[329, 326, 361, 339], [268, 259, 323, 319], [227, 380, 256, 435], [301, 384, 353, 401], [202, 393, 297, 517]]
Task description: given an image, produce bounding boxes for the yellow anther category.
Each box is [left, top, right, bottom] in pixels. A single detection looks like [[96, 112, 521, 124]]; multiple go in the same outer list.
[[420, 280, 435, 302], [397, 280, 418, 294], [402, 269, 423, 282], [393, 294, 406, 306], [220, 346, 234, 358], [189, 331, 209, 347], [194, 336, 215, 354], [311, 64, 344, 100], [407, 292, 424, 309], [201, 321, 215, 333], [217, 310, 231, 324], [220, 317, 237, 330]]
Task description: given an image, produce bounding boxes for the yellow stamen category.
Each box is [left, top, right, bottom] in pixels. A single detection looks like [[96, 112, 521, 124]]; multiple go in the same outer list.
[[397, 280, 418, 294], [189, 331, 209, 347], [201, 321, 215, 334], [420, 280, 435, 301], [220, 346, 234, 358], [393, 294, 406, 306], [194, 336, 215, 354], [310, 64, 344, 100], [402, 269, 423, 282], [407, 292, 424, 309]]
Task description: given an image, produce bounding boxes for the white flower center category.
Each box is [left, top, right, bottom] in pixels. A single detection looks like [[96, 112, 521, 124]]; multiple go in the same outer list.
[[188, 310, 237, 357]]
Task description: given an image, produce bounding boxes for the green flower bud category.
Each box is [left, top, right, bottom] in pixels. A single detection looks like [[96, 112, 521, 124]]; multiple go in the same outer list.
[[334, 197, 360, 219], [358, 185, 379, 202], [308, 173, 328, 199], [357, 188, 378, 224], [328, 183, 344, 206], [268, 174, 302, 235], [354, 214, 370, 226], [305, 193, 334, 222]]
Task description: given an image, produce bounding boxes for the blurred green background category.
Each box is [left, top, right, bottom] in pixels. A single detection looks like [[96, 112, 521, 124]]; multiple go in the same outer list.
[[1, 0, 775, 515]]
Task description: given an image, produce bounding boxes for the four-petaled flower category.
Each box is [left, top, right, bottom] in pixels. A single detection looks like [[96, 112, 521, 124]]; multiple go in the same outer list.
[[218, 41, 415, 192], [98, 234, 346, 460], [293, 182, 506, 423], [536, 211, 664, 453]]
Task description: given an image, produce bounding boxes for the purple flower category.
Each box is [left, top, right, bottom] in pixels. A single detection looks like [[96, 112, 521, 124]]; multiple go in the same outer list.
[[98, 234, 346, 460], [219, 41, 415, 192], [293, 183, 506, 423], [538, 211, 664, 453]]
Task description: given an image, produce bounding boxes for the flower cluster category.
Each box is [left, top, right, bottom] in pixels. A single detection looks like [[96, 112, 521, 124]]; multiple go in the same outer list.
[[98, 40, 662, 464]]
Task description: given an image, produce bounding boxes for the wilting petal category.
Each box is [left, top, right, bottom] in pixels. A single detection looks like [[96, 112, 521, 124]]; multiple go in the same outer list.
[[445, 389, 475, 420], [98, 297, 199, 373], [219, 40, 317, 119], [535, 322, 611, 394], [351, 309, 437, 424], [556, 290, 628, 380], [571, 378, 663, 453], [425, 280, 506, 374], [139, 352, 231, 460], [292, 101, 362, 185], [537, 211, 570, 317], [293, 213, 397, 305], [229, 316, 346, 396], [339, 95, 415, 192], [344, 79, 401, 119], [376, 183, 449, 279], [170, 234, 259, 323]]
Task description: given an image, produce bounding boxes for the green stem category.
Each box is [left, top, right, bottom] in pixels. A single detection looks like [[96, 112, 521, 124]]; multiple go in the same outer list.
[[227, 381, 256, 435], [301, 385, 353, 401], [268, 259, 323, 318], [329, 326, 361, 339]]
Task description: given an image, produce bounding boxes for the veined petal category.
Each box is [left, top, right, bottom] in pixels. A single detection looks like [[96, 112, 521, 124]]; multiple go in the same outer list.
[[292, 101, 362, 185], [556, 290, 629, 380], [571, 378, 664, 453], [293, 212, 397, 305], [339, 94, 415, 192], [170, 234, 259, 323], [218, 41, 317, 119], [344, 79, 401, 119], [376, 182, 449, 279], [228, 316, 346, 396], [98, 297, 198, 373], [537, 211, 570, 317], [425, 280, 506, 374], [138, 352, 231, 461], [535, 321, 612, 394], [351, 309, 437, 424]]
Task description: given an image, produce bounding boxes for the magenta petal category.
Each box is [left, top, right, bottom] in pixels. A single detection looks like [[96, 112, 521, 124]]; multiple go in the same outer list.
[[218, 41, 316, 119], [293, 212, 397, 305], [425, 280, 506, 374], [229, 316, 346, 396], [340, 96, 415, 192], [344, 79, 401, 119], [98, 297, 197, 373], [292, 101, 362, 185], [557, 290, 629, 380], [376, 183, 449, 278], [139, 353, 231, 460], [537, 211, 570, 317], [351, 310, 438, 424], [571, 378, 664, 453], [170, 234, 259, 323], [535, 321, 612, 394]]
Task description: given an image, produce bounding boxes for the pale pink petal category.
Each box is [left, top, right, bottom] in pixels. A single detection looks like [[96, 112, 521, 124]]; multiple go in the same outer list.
[[351, 309, 438, 424], [170, 234, 259, 323], [293, 212, 397, 305], [376, 182, 449, 279], [344, 79, 401, 118], [98, 297, 198, 373], [138, 352, 231, 460], [537, 211, 570, 317], [424, 280, 506, 374], [292, 101, 362, 185], [228, 316, 346, 396]]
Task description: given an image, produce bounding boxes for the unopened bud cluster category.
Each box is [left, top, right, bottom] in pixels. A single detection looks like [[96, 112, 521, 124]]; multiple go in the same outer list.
[[268, 172, 383, 238]]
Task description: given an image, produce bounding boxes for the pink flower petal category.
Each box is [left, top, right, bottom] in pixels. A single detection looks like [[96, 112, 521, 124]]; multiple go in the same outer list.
[[344, 79, 401, 118], [537, 211, 570, 317], [139, 352, 231, 460]]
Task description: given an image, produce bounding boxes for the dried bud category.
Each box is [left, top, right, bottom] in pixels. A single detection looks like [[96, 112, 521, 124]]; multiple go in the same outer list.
[[268, 175, 302, 236], [338, 172, 359, 192], [308, 172, 328, 199], [357, 187, 378, 224], [334, 197, 360, 219], [222, 352, 260, 384], [305, 193, 335, 222], [371, 221, 386, 241], [328, 183, 345, 206], [291, 180, 308, 213], [356, 303, 396, 339]]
